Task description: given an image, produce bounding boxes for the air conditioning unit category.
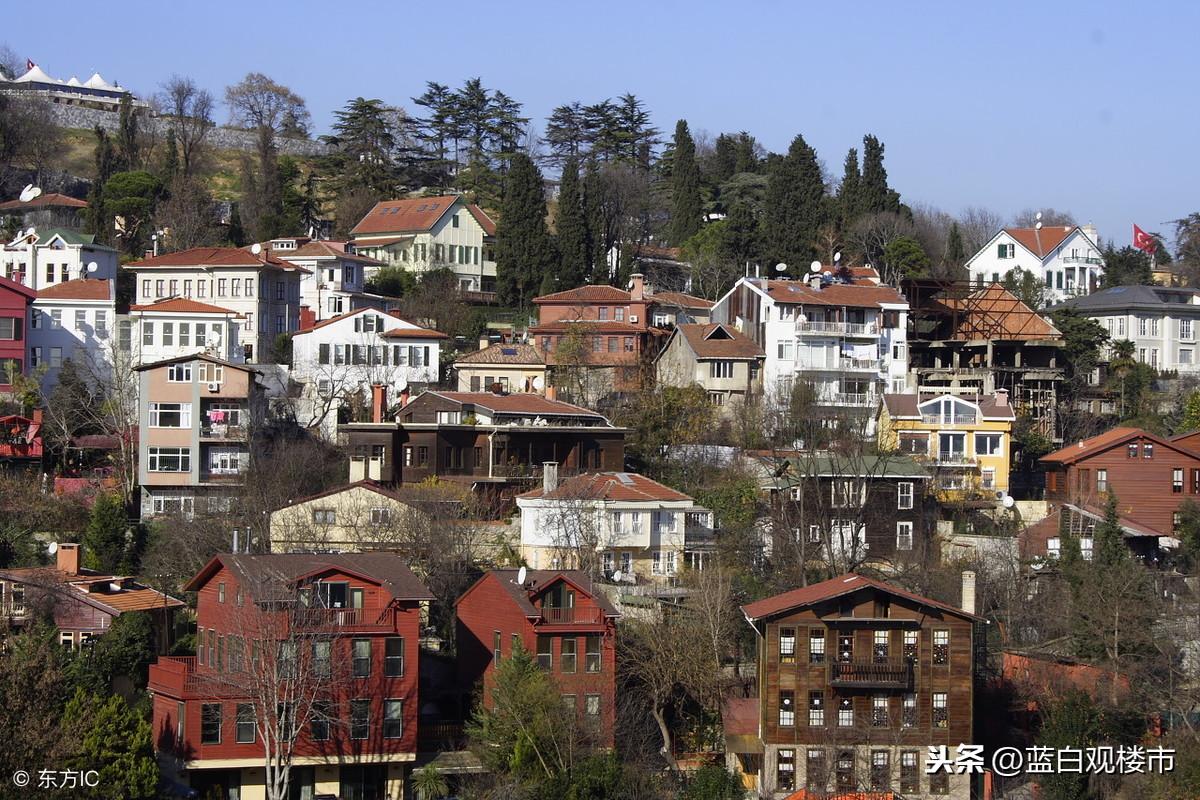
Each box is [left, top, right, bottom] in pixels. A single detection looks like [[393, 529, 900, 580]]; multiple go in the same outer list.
[[629, 314, 639, 323], [207, 382, 220, 392]]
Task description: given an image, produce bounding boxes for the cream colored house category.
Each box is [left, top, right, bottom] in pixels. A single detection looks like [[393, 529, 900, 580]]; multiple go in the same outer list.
[[654, 323, 764, 413], [453, 341, 547, 393], [268, 480, 430, 552], [517, 467, 715, 582]]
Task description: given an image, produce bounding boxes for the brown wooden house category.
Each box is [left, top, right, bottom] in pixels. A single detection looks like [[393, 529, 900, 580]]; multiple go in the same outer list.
[[738, 573, 980, 799]]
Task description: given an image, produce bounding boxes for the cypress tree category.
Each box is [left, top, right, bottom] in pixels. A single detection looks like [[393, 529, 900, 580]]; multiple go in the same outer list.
[[733, 132, 759, 174], [583, 159, 608, 281], [860, 134, 900, 214], [721, 201, 758, 266], [712, 134, 737, 183], [1093, 492, 1126, 566], [836, 148, 862, 227], [495, 152, 555, 308], [554, 155, 589, 290], [84, 493, 128, 574], [946, 222, 966, 267], [761, 134, 827, 274], [669, 120, 702, 246]]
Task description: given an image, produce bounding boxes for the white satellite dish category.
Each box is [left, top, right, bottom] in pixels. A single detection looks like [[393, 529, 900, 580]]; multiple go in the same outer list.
[[19, 185, 42, 203], [612, 570, 622, 583], [1035, 211, 1043, 221], [774, 262, 788, 273], [206, 328, 222, 347], [1002, 494, 1015, 509], [532, 375, 544, 391], [47, 541, 58, 555], [86, 261, 98, 273], [809, 260, 822, 273], [250, 242, 263, 255], [833, 251, 842, 263], [516, 566, 527, 585], [1035, 222, 1043, 231]]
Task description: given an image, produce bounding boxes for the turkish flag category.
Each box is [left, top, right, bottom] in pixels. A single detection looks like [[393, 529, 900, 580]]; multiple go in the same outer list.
[[25, 59, 34, 72], [1133, 224, 1158, 254]]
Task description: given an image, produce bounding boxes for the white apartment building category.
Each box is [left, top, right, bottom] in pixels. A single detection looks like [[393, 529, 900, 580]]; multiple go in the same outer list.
[[291, 307, 446, 436], [517, 468, 714, 581], [350, 195, 497, 294], [257, 237, 388, 323], [2, 228, 118, 290], [966, 224, 1104, 306], [1055, 284, 1200, 373], [125, 247, 305, 362], [30, 278, 117, 394], [711, 275, 909, 425], [127, 298, 245, 366]]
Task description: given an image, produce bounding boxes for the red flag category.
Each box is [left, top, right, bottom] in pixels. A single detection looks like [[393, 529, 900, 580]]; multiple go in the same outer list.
[[1133, 224, 1157, 254], [25, 59, 35, 72]]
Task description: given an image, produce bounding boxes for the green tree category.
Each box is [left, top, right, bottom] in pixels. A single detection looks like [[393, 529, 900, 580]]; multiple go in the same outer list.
[[103, 171, 165, 256], [555, 155, 589, 289], [411, 764, 449, 800], [1001, 269, 1047, 310], [83, 493, 128, 574], [1180, 391, 1200, 433], [0, 626, 76, 787], [1035, 690, 1102, 800], [1175, 498, 1200, 572], [365, 266, 417, 298], [495, 153, 555, 307], [1100, 245, 1153, 288], [69, 611, 158, 693], [63, 689, 159, 800], [721, 200, 758, 266], [1057, 507, 1083, 572], [683, 764, 743, 800], [883, 235, 931, 278], [1094, 492, 1126, 567], [710, 133, 738, 184], [836, 147, 862, 226], [321, 97, 402, 197], [669, 120, 702, 245], [732, 131, 759, 174], [945, 222, 966, 268], [859, 133, 902, 215], [762, 134, 827, 274]]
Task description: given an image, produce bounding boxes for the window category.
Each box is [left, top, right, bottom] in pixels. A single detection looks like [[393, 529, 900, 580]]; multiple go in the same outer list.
[[537, 635, 552, 670], [975, 432, 1002, 456], [777, 749, 795, 792], [350, 699, 369, 740], [1081, 536, 1094, 560], [585, 635, 601, 673], [933, 692, 948, 728], [29, 310, 40, 331], [561, 637, 577, 673], [808, 691, 824, 726], [1182, 348, 1194, 366], [49, 347, 62, 368], [1097, 469, 1108, 492], [236, 703, 255, 743], [231, 278, 241, 297], [873, 630, 889, 663], [779, 628, 796, 664], [997, 243, 1014, 258], [312, 641, 330, 677], [351, 638, 371, 678], [312, 509, 336, 525], [902, 692, 917, 727], [598, 307, 609, 321], [896, 521, 914, 550], [1048, 537, 1061, 558], [899, 751, 920, 792], [805, 749, 826, 791], [217, 278, 227, 297], [930, 769, 950, 794], [710, 360, 734, 379], [162, 322, 174, 346], [897, 481, 913, 509], [871, 750, 890, 790], [809, 629, 826, 663], [74, 309, 86, 331], [201, 703, 222, 744], [198, 280, 207, 298], [1144, 442, 1154, 459], [383, 699, 403, 739], [933, 630, 950, 665], [167, 363, 192, 382], [777, 339, 794, 360], [310, 701, 331, 741], [837, 697, 854, 727], [29, 347, 40, 367], [831, 479, 864, 508], [902, 630, 919, 662], [585, 694, 601, 716], [142, 321, 155, 346], [778, 690, 795, 726], [1175, 468, 1185, 493], [838, 633, 853, 662], [155, 280, 165, 298], [1128, 442, 1139, 458], [149, 402, 191, 428]]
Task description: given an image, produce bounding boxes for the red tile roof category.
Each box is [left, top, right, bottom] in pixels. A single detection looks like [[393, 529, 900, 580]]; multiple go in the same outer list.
[[465, 204, 497, 237], [672, 323, 763, 359], [648, 290, 714, 309], [292, 307, 446, 338], [0, 192, 87, 210], [431, 391, 606, 419], [265, 240, 385, 265], [128, 247, 266, 268], [529, 320, 647, 335], [741, 572, 982, 622], [762, 279, 906, 308], [1005, 225, 1075, 258], [535, 285, 633, 304], [36, 278, 113, 301], [348, 235, 414, 248], [454, 342, 545, 365], [457, 569, 619, 618], [129, 297, 241, 316], [520, 471, 694, 502], [351, 195, 491, 236], [380, 326, 450, 340], [1040, 427, 1157, 465]]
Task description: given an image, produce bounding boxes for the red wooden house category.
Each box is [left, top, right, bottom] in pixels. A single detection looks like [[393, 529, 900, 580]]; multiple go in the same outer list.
[[455, 569, 620, 747], [0, 409, 43, 468], [0, 274, 34, 393], [148, 553, 433, 800]]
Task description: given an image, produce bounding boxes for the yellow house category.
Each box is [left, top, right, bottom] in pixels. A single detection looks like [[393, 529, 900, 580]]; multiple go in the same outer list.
[[877, 391, 1014, 498], [268, 481, 431, 552], [452, 341, 547, 394]]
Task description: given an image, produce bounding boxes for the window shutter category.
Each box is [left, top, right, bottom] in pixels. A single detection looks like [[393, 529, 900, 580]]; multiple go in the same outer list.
[[319, 343, 329, 364], [997, 243, 1005, 258]]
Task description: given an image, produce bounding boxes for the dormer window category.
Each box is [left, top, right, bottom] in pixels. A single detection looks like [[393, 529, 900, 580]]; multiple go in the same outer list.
[[919, 397, 977, 425]]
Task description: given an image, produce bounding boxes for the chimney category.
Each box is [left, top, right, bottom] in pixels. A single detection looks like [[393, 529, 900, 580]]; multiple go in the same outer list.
[[543, 462, 559, 493], [545, 384, 556, 401], [32, 408, 42, 425], [371, 384, 388, 423], [57, 542, 81, 576], [298, 306, 316, 332], [400, 387, 411, 408], [478, 336, 491, 351], [961, 570, 976, 616], [809, 275, 822, 291], [994, 388, 1009, 407], [630, 273, 645, 301], [1081, 223, 1099, 245]]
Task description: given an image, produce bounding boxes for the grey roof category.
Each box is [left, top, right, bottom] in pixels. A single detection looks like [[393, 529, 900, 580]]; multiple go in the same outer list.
[[463, 569, 620, 619], [191, 553, 434, 602], [1052, 285, 1200, 314], [757, 453, 931, 486]]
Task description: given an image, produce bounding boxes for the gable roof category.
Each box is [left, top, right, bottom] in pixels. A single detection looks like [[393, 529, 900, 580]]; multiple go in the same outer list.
[[671, 323, 764, 360], [270, 479, 423, 512], [292, 307, 447, 338], [429, 391, 607, 419], [1004, 225, 1076, 259], [128, 247, 308, 272], [927, 283, 1061, 340], [881, 393, 1016, 420], [0, 275, 36, 301], [454, 342, 546, 365], [0, 192, 87, 211], [133, 353, 257, 373], [741, 572, 982, 623], [261, 239, 385, 266], [520, 471, 694, 502], [760, 279, 906, 309], [351, 195, 490, 237], [35, 278, 113, 302], [458, 569, 619, 619], [534, 285, 632, 304], [1039, 427, 1178, 465], [184, 552, 434, 601], [128, 297, 240, 316], [465, 204, 497, 237]]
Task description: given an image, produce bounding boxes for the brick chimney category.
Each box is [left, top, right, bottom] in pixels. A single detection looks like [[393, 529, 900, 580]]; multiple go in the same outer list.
[[993, 388, 1009, 407], [961, 570, 976, 616], [630, 273, 645, 301], [371, 384, 388, 423], [31, 409, 42, 425], [545, 384, 556, 401], [298, 306, 317, 332], [57, 542, 80, 576], [400, 387, 411, 408], [543, 462, 559, 493]]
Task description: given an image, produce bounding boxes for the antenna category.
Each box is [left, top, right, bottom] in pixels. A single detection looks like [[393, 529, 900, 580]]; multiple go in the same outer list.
[[516, 566, 527, 585], [86, 261, 98, 273], [809, 260, 822, 273], [250, 242, 263, 255], [19, 185, 42, 203], [775, 262, 788, 273], [47, 541, 58, 555]]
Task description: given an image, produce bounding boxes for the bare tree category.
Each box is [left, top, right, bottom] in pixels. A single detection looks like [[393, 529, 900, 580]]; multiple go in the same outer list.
[[225, 72, 310, 138], [1012, 207, 1076, 228], [848, 212, 915, 286], [0, 44, 21, 80], [957, 206, 1005, 255], [158, 75, 215, 177], [155, 176, 221, 251]]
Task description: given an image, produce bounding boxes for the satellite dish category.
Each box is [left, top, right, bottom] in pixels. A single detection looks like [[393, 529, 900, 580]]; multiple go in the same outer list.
[[612, 570, 622, 583], [1003, 495, 1015, 509], [86, 261, 98, 273], [250, 242, 263, 255], [774, 262, 788, 273], [47, 541, 58, 555], [1035, 222, 1043, 231], [809, 260, 822, 273], [19, 185, 42, 203], [627, 280, 634, 290], [532, 375, 544, 391], [833, 251, 842, 263], [516, 566, 527, 585], [1035, 211, 1043, 221], [206, 328, 222, 347]]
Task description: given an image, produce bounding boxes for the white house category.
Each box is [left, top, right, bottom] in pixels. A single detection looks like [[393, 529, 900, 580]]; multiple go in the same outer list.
[[517, 468, 715, 581], [1054, 284, 1200, 374], [30, 278, 117, 393], [127, 298, 245, 366], [2, 228, 119, 291], [290, 307, 447, 436], [350, 195, 497, 294], [710, 274, 909, 428], [125, 247, 305, 362], [966, 224, 1104, 306], [256, 237, 389, 323]]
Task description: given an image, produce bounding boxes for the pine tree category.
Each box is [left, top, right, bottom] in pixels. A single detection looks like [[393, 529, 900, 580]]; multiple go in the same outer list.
[[946, 222, 966, 267], [712, 134, 737, 183], [732, 132, 759, 174], [721, 201, 758, 266], [83, 493, 128, 574], [1058, 508, 1082, 572], [669, 120, 702, 246], [554, 156, 589, 289], [1094, 492, 1126, 566], [860, 134, 901, 214], [761, 134, 828, 273], [495, 153, 555, 307], [836, 148, 862, 226], [226, 203, 246, 246]]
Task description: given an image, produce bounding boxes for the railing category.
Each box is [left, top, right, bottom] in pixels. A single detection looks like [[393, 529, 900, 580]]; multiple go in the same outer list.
[[921, 414, 977, 425], [830, 393, 875, 407], [1062, 255, 1103, 265], [538, 606, 604, 625], [936, 451, 978, 466], [201, 470, 247, 483], [0, 600, 27, 617], [830, 660, 913, 688], [419, 721, 466, 750], [796, 321, 879, 336], [293, 607, 393, 629], [200, 424, 248, 440]]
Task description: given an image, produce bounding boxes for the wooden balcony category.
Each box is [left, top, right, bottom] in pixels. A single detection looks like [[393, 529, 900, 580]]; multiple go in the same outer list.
[[538, 606, 605, 625], [293, 607, 395, 631], [829, 660, 913, 689]]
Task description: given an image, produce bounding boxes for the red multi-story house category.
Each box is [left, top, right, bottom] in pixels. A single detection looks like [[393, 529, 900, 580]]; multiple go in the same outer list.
[[455, 569, 620, 747], [0, 274, 35, 393], [148, 553, 433, 800], [0, 409, 43, 469]]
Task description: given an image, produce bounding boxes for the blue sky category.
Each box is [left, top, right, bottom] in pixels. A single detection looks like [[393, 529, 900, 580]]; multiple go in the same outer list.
[[11, 0, 1198, 248]]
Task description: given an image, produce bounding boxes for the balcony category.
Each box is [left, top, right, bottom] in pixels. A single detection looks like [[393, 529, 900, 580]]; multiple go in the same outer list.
[[796, 320, 879, 337], [1062, 255, 1103, 265], [200, 469, 247, 484], [796, 357, 881, 373], [936, 451, 977, 467], [830, 393, 876, 407], [293, 607, 395, 631], [0, 600, 28, 619], [830, 660, 913, 689], [538, 606, 605, 625], [199, 424, 248, 441]]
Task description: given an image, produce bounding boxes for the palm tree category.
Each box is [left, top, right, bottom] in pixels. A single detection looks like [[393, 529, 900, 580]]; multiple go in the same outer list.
[[1107, 339, 1137, 417], [412, 764, 449, 800]]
